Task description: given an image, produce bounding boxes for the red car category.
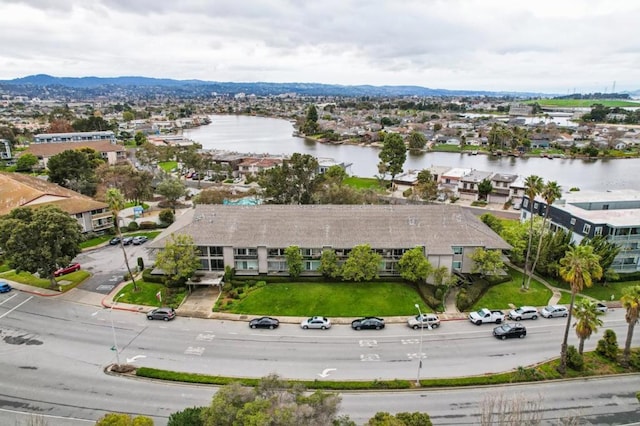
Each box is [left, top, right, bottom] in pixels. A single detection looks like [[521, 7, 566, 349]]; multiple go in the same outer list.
[[54, 263, 81, 277]]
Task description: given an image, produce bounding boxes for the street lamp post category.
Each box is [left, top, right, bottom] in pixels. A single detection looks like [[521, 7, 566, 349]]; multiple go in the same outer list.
[[414, 303, 430, 387], [110, 294, 124, 366]]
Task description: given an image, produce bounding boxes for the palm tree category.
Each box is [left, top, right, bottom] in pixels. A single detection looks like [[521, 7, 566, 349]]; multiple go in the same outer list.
[[106, 188, 138, 292], [522, 175, 544, 290], [558, 245, 603, 373], [620, 285, 640, 365], [572, 299, 604, 354], [526, 180, 562, 289]]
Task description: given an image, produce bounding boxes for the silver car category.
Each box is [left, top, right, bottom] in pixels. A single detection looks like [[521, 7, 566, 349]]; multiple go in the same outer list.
[[508, 306, 539, 321], [407, 313, 440, 329], [541, 305, 568, 318], [300, 316, 331, 330]]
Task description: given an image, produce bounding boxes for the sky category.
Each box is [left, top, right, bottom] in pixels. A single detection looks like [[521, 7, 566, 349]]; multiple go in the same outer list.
[[0, 0, 638, 94]]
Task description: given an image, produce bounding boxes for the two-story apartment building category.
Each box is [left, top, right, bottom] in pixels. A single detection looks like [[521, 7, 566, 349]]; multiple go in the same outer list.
[[33, 131, 116, 144], [149, 204, 511, 277], [0, 172, 112, 233], [521, 189, 640, 273], [22, 140, 128, 169]]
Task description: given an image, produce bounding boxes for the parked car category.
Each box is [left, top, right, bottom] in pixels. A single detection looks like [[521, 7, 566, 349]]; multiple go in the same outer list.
[[351, 317, 385, 330], [249, 316, 279, 329], [0, 281, 12, 293], [508, 306, 539, 321], [132, 236, 148, 245], [468, 308, 505, 325], [300, 316, 331, 330], [122, 236, 134, 245], [54, 263, 81, 277], [596, 302, 608, 313], [147, 307, 176, 321], [493, 323, 527, 340], [109, 237, 121, 245], [541, 305, 568, 318], [407, 313, 440, 329]]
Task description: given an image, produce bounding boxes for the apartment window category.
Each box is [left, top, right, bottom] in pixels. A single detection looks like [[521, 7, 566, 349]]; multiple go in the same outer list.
[[268, 248, 286, 256], [523, 198, 529, 208], [209, 246, 223, 256], [195, 246, 207, 256], [452, 261, 462, 270], [302, 248, 321, 257], [452, 246, 463, 255], [602, 204, 609, 210], [304, 260, 321, 271], [268, 261, 287, 272], [234, 248, 257, 257], [570, 218, 576, 226], [199, 259, 210, 270], [583, 224, 591, 234], [211, 259, 224, 270], [235, 260, 258, 270], [533, 202, 538, 210], [594, 226, 603, 236]]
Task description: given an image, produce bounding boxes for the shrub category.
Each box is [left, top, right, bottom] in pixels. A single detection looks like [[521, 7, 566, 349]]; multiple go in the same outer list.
[[127, 221, 139, 231], [142, 268, 166, 284], [137, 257, 144, 271], [596, 329, 619, 361], [223, 265, 235, 282], [402, 188, 413, 197], [566, 345, 584, 371], [168, 406, 205, 426], [159, 209, 175, 225], [139, 221, 157, 229]]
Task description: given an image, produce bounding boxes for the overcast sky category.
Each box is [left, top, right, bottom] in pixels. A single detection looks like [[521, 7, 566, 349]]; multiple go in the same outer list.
[[0, 0, 638, 94]]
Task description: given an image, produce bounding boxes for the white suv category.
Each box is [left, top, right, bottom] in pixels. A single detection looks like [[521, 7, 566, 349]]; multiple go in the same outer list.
[[508, 306, 539, 321]]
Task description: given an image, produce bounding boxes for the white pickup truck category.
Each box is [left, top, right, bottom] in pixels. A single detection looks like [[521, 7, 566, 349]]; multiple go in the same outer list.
[[468, 308, 505, 325]]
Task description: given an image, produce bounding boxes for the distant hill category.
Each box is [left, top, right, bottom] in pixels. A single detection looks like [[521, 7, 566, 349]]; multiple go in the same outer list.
[[0, 74, 550, 98]]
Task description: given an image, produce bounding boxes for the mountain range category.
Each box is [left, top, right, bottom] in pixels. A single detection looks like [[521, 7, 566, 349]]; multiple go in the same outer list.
[[1, 74, 552, 98]]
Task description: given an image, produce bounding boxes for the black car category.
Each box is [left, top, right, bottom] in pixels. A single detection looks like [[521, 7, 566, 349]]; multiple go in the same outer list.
[[493, 323, 526, 340], [249, 316, 279, 329], [109, 237, 121, 245], [351, 317, 385, 330], [146, 307, 176, 321]]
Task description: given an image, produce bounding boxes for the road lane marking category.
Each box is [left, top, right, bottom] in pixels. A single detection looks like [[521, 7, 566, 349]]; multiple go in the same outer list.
[[360, 354, 380, 361], [0, 296, 33, 319], [184, 346, 206, 356], [196, 333, 215, 341], [359, 339, 377, 347], [401, 339, 420, 344]]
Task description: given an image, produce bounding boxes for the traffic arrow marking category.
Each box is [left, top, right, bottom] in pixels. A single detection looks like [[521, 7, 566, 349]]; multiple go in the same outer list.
[[126, 355, 147, 363], [318, 368, 336, 378]]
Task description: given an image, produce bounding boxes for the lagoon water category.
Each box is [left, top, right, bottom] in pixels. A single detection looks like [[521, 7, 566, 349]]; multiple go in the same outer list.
[[184, 114, 640, 192]]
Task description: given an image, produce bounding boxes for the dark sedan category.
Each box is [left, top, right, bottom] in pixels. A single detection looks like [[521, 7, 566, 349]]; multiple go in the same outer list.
[[351, 317, 385, 330], [493, 323, 527, 340], [109, 237, 121, 245], [249, 316, 279, 329]]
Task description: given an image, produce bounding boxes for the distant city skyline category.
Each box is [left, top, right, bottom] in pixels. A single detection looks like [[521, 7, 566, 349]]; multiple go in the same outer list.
[[0, 0, 638, 94]]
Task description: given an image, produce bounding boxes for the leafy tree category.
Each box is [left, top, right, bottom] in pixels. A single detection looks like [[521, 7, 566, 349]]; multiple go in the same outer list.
[[122, 111, 135, 122], [596, 329, 619, 361], [572, 299, 604, 354], [47, 118, 74, 133], [97, 163, 153, 205], [366, 411, 432, 426], [201, 374, 342, 426], [522, 175, 544, 289], [134, 131, 147, 146], [480, 213, 503, 234], [498, 218, 529, 265], [159, 209, 175, 225], [319, 249, 341, 279], [47, 148, 104, 196], [341, 244, 382, 282], [470, 248, 504, 277], [315, 183, 366, 204], [580, 235, 621, 280], [323, 165, 348, 184], [558, 245, 603, 374], [95, 413, 154, 426], [167, 406, 204, 426], [285, 245, 303, 279], [258, 153, 320, 204], [106, 188, 138, 292], [620, 285, 640, 365], [301, 104, 320, 135], [156, 178, 187, 212], [178, 146, 207, 188], [154, 233, 201, 287], [535, 228, 572, 277], [527, 180, 562, 289], [477, 178, 493, 201], [0, 205, 82, 288], [398, 247, 432, 283], [414, 170, 438, 201], [72, 115, 114, 132], [407, 131, 427, 151], [15, 153, 39, 172], [378, 132, 406, 183]]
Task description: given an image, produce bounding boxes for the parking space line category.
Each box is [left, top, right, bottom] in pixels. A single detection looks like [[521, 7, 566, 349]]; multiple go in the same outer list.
[[0, 296, 33, 319]]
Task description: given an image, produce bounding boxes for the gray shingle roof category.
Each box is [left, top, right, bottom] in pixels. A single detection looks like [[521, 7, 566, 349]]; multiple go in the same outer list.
[[151, 204, 510, 255]]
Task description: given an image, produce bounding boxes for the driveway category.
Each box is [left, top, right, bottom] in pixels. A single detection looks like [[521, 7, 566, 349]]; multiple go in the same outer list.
[[176, 286, 220, 318]]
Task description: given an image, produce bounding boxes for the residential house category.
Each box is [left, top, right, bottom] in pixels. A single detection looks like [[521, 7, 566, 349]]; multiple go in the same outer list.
[[237, 157, 283, 179], [317, 158, 353, 175], [488, 173, 519, 204], [0, 139, 11, 160], [392, 170, 421, 193], [149, 204, 511, 277], [458, 170, 494, 200], [22, 140, 128, 169], [521, 189, 640, 274], [0, 172, 112, 233], [438, 167, 471, 196]]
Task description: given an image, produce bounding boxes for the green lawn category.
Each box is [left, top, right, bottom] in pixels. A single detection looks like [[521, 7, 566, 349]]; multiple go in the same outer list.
[[471, 269, 553, 310], [526, 99, 639, 108], [227, 282, 426, 317], [548, 277, 637, 302], [343, 176, 385, 190], [0, 269, 90, 290], [158, 161, 178, 173], [117, 281, 187, 308], [430, 144, 461, 152]]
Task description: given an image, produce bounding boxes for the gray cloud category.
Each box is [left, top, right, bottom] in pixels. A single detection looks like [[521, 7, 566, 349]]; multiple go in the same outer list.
[[0, 0, 638, 92]]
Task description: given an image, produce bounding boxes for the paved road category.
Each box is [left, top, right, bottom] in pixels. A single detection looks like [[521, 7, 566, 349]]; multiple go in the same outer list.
[[0, 290, 638, 424]]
